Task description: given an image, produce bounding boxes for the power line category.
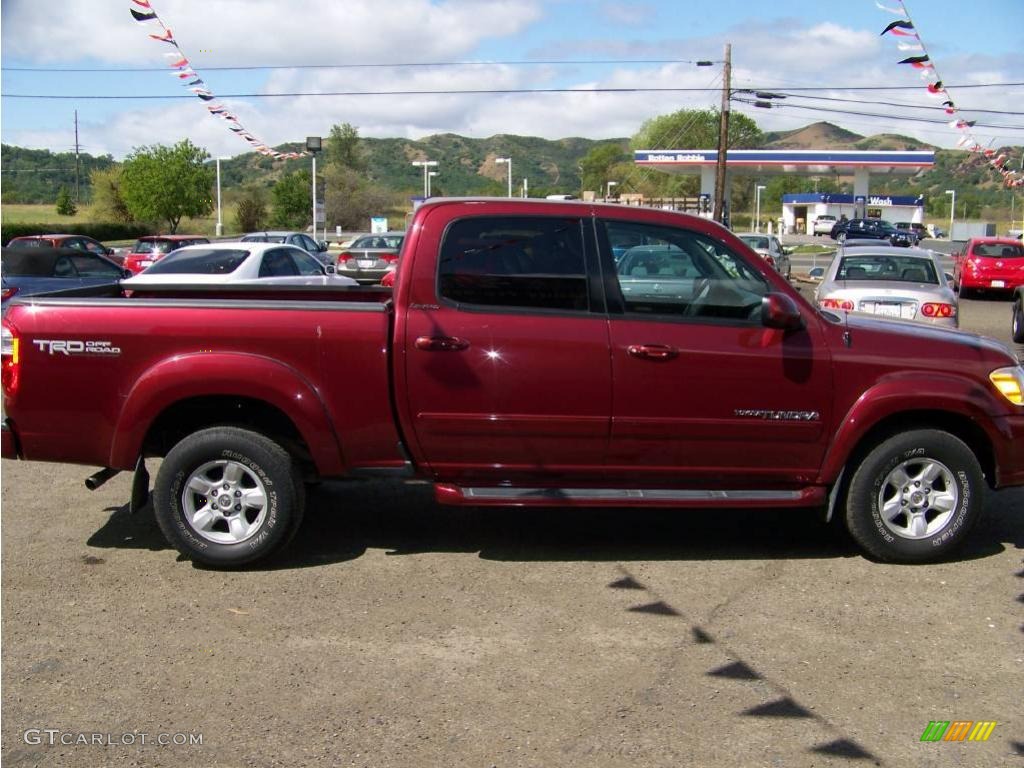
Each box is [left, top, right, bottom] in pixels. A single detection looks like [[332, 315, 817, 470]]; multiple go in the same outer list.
[[0, 86, 780, 100], [7, 82, 1024, 103], [740, 90, 1024, 117], [731, 97, 1024, 131], [2, 58, 717, 73]]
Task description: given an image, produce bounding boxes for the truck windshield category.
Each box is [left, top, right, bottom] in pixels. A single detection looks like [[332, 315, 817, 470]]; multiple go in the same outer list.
[[144, 248, 250, 275]]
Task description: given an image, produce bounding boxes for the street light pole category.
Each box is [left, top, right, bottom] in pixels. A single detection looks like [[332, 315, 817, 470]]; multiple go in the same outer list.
[[427, 171, 438, 197], [412, 160, 438, 199], [306, 137, 322, 240], [755, 184, 766, 233], [215, 157, 224, 237], [945, 189, 956, 240], [496, 157, 512, 197]]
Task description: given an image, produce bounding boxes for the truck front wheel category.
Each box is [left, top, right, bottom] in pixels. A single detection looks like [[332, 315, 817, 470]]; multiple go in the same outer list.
[[153, 427, 304, 567], [844, 430, 983, 563]]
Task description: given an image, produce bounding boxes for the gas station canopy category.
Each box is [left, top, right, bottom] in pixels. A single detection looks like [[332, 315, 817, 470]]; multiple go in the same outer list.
[[633, 149, 935, 176]]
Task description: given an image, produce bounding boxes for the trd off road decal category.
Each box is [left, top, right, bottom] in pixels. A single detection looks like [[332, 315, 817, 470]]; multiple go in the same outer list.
[[32, 340, 121, 356]]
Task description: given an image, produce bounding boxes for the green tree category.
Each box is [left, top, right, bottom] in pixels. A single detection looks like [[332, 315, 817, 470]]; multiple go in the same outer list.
[[578, 143, 629, 194], [325, 123, 365, 171], [631, 108, 764, 152], [89, 166, 134, 224], [270, 170, 312, 229], [323, 165, 394, 231], [55, 186, 77, 216], [628, 109, 765, 198], [120, 139, 213, 232], [234, 187, 268, 232]]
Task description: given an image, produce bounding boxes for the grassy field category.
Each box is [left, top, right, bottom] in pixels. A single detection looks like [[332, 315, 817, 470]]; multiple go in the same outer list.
[[1, 203, 232, 237]]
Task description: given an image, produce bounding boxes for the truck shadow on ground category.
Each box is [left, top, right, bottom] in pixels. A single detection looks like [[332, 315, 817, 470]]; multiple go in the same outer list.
[[87, 479, 1022, 571]]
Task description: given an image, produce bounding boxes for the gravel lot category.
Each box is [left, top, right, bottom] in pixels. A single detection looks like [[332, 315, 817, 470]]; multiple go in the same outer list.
[[2, 294, 1022, 767]]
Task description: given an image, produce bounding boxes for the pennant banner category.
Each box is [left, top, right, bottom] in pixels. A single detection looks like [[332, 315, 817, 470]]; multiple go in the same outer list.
[[129, 1, 306, 160], [878, 1, 1022, 187]]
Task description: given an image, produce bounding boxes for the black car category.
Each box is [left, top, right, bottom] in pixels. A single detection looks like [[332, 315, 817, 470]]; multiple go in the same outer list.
[[2, 246, 129, 313], [830, 218, 916, 247]]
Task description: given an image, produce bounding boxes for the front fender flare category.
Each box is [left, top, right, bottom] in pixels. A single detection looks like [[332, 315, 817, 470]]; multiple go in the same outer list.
[[818, 372, 998, 484]]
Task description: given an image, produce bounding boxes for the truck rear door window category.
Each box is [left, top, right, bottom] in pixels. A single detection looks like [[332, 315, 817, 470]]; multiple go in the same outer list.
[[438, 216, 588, 312]]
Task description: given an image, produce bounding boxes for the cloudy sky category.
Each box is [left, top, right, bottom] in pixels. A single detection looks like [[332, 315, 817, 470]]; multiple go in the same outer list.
[[1, 0, 1022, 160]]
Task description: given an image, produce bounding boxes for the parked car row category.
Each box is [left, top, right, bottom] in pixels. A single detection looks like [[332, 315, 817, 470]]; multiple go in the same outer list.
[[7, 229, 1024, 344]]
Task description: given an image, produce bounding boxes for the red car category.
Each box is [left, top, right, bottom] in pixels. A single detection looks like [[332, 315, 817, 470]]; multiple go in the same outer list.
[[953, 237, 1024, 296], [122, 235, 210, 275], [7, 234, 120, 263]]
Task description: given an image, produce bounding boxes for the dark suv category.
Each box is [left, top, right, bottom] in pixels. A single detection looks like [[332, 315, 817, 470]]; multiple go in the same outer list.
[[830, 218, 915, 247]]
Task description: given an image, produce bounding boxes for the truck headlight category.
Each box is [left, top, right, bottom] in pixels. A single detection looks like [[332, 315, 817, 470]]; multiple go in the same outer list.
[[990, 366, 1024, 405]]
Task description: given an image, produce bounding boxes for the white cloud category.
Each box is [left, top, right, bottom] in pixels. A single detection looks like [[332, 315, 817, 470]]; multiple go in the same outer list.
[[2, 9, 1020, 158], [1, 0, 543, 65]]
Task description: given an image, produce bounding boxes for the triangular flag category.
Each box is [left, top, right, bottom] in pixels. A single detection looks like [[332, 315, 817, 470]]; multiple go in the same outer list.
[[880, 20, 921, 36]]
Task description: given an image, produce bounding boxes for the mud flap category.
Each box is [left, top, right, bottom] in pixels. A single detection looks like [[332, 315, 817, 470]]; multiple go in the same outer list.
[[129, 455, 150, 514]]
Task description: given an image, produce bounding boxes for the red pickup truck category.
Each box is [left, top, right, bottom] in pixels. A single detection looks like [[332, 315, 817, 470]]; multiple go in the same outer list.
[[3, 199, 1023, 567]]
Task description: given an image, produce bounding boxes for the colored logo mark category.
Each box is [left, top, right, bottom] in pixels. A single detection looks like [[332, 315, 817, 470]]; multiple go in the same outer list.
[[920, 721, 997, 742]]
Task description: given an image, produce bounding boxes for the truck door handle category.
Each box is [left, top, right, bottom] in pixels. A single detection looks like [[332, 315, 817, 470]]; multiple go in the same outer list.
[[627, 344, 678, 361], [415, 335, 470, 352]]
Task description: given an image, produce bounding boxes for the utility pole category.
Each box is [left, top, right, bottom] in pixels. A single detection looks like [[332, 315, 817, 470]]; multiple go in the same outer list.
[[713, 43, 732, 225], [74, 110, 81, 203]]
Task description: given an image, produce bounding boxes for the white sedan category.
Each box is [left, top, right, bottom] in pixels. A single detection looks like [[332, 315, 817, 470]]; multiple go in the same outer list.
[[123, 242, 358, 288]]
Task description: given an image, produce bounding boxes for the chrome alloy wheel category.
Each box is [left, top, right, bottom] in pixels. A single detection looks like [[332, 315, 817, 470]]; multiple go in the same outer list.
[[181, 460, 268, 544], [878, 457, 958, 540]]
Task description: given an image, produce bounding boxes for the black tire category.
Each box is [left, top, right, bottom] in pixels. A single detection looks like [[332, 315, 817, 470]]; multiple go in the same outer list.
[[153, 427, 304, 567], [844, 430, 984, 564], [1012, 295, 1024, 344]]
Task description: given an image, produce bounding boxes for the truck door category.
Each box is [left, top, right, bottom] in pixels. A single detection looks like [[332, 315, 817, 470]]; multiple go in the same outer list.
[[402, 212, 611, 484], [599, 217, 832, 488]]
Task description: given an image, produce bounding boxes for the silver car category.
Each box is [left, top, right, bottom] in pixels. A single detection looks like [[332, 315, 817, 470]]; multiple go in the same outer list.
[[815, 246, 957, 327], [737, 233, 791, 279]]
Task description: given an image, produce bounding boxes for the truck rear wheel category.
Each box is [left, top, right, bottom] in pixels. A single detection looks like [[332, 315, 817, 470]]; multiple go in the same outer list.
[[153, 427, 304, 567], [844, 430, 983, 563]]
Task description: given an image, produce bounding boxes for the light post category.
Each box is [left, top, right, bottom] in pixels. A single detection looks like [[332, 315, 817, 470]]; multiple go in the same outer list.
[[306, 136, 322, 241], [215, 156, 229, 237], [755, 184, 766, 233], [944, 189, 956, 240], [427, 171, 438, 197], [496, 157, 512, 197], [412, 160, 438, 199], [606, 181, 618, 200]]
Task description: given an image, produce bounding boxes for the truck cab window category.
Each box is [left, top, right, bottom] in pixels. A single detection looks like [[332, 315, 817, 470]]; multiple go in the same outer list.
[[438, 216, 588, 312], [604, 220, 767, 321]]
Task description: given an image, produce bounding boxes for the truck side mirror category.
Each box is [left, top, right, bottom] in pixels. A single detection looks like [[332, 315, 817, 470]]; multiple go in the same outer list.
[[324, 264, 336, 275], [761, 292, 804, 331]]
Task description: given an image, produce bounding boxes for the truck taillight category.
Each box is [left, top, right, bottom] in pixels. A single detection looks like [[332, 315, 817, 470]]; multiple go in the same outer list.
[[921, 302, 956, 318], [820, 298, 854, 311], [2, 322, 20, 397]]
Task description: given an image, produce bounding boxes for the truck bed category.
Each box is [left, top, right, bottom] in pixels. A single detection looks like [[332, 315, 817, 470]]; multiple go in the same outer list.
[[4, 285, 404, 474]]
